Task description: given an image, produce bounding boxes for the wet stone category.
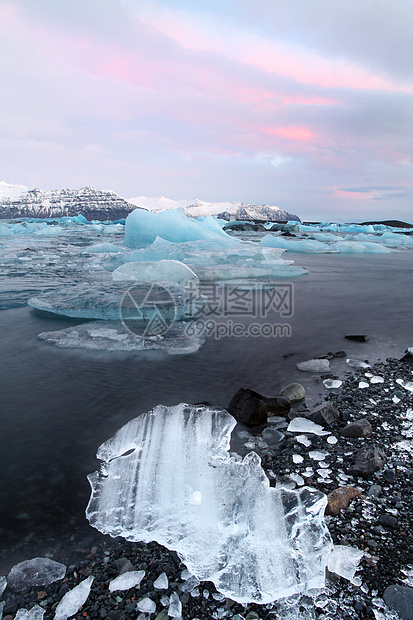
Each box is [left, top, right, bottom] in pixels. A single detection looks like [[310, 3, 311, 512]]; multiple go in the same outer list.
[[341, 419, 373, 438]]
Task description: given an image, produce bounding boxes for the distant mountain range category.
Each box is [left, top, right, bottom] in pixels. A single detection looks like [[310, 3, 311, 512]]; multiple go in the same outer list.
[[0, 182, 300, 222]]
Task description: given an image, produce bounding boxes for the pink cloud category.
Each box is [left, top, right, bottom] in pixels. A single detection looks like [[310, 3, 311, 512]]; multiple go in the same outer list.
[[264, 125, 316, 142]]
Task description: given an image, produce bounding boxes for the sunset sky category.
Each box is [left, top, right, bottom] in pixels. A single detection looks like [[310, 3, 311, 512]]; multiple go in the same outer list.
[[1, 0, 413, 221]]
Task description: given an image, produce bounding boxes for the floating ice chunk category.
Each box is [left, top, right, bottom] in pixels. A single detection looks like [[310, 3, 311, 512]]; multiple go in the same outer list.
[[86, 404, 332, 604], [112, 260, 199, 288], [153, 572, 169, 590], [260, 235, 333, 253], [296, 359, 330, 372], [7, 558, 66, 591], [136, 597, 156, 614], [346, 359, 370, 369], [323, 379, 342, 389], [15, 605, 45, 620], [0, 575, 6, 596], [327, 545, 364, 582], [330, 241, 392, 254], [109, 570, 145, 592], [287, 418, 329, 436], [168, 592, 182, 618], [37, 321, 205, 355], [359, 381, 370, 389], [54, 576, 94, 620], [396, 378, 413, 392], [124, 208, 238, 248]]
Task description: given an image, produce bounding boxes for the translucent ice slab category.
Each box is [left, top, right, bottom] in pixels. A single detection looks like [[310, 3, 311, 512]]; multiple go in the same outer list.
[[38, 321, 205, 355], [86, 404, 332, 604], [124, 208, 238, 248], [112, 260, 199, 288]]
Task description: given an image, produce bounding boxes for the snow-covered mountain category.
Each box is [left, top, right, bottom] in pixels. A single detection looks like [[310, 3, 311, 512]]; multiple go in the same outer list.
[[0, 184, 139, 220], [128, 195, 300, 222], [0, 182, 300, 222]]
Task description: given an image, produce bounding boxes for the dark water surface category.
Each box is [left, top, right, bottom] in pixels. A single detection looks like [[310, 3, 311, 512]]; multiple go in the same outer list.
[[1, 250, 412, 568]]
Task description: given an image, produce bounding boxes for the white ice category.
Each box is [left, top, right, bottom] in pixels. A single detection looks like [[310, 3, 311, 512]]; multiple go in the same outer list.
[[346, 359, 370, 369], [86, 404, 332, 604], [136, 597, 156, 614], [54, 576, 94, 620], [260, 235, 333, 253], [0, 575, 6, 597], [287, 418, 329, 436], [327, 545, 364, 582], [296, 359, 330, 372], [168, 592, 182, 618], [396, 378, 413, 392], [323, 379, 342, 389], [124, 208, 238, 248], [7, 558, 66, 591], [15, 605, 45, 620], [109, 570, 145, 592], [153, 573, 169, 590], [330, 241, 392, 254]]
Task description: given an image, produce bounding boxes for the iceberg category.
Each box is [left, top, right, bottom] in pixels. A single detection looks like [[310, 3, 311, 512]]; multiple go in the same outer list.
[[86, 403, 332, 604], [330, 241, 392, 254], [37, 321, 205, 355], [7, 558, 66, 591], [54, 576, 94, 620], [124, 208, 238, 248]]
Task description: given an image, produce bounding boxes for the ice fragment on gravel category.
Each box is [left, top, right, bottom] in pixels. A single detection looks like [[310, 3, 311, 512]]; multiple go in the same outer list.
[[292, 454, 303, 464], [0, 575, 6, 597], [15, 605, 45, 620], [309, 450, 329, 461], [346, 359, 370, 369], [153, 572, 169, 589], [327, 545, 364, 582], [370, 376, 384, 384], [323, 379, 342, 389], [359, 381, 370, 389], [168, 592, 182, 618], [54, 576, 94, 620], [8, 558, 66, 591], [296, 359, 330, 372], [86, 403, 332, 604], [296, 435, 312, 447], [136, 597, 156, 614], [327, 436, 338, 445], [396, 378, 413, 392], [287, 418, 329, 436], [109, 570, 145, 592]]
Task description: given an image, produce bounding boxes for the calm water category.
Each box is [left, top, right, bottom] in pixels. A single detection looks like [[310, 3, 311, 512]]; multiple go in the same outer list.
[[1, 249, 412, 568]]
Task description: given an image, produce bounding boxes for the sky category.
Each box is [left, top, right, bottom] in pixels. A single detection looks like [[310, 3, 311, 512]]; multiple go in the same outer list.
[[1, 0, 413, 221]]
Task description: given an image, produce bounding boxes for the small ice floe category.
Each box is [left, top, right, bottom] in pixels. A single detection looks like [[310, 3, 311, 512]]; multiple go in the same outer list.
[[327, 545, 364, 584], [287, 418, 329, 436], [346, 358, 370, 369], [109, 570, 145, 592], [309, 450, 329, 461], [358, 381, 370, 389], [54, 576, 94, 620], [296, 434, 312, 447], [136, 597, 156, 614], [396, 378, 413, 392], [168, 592, 182, 618], [15, 606, 45, 620], [8, 558, 66, 591], [296, 359, 330, 372], [153, 572, 169, 589], [323, 379, 342, 389]]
